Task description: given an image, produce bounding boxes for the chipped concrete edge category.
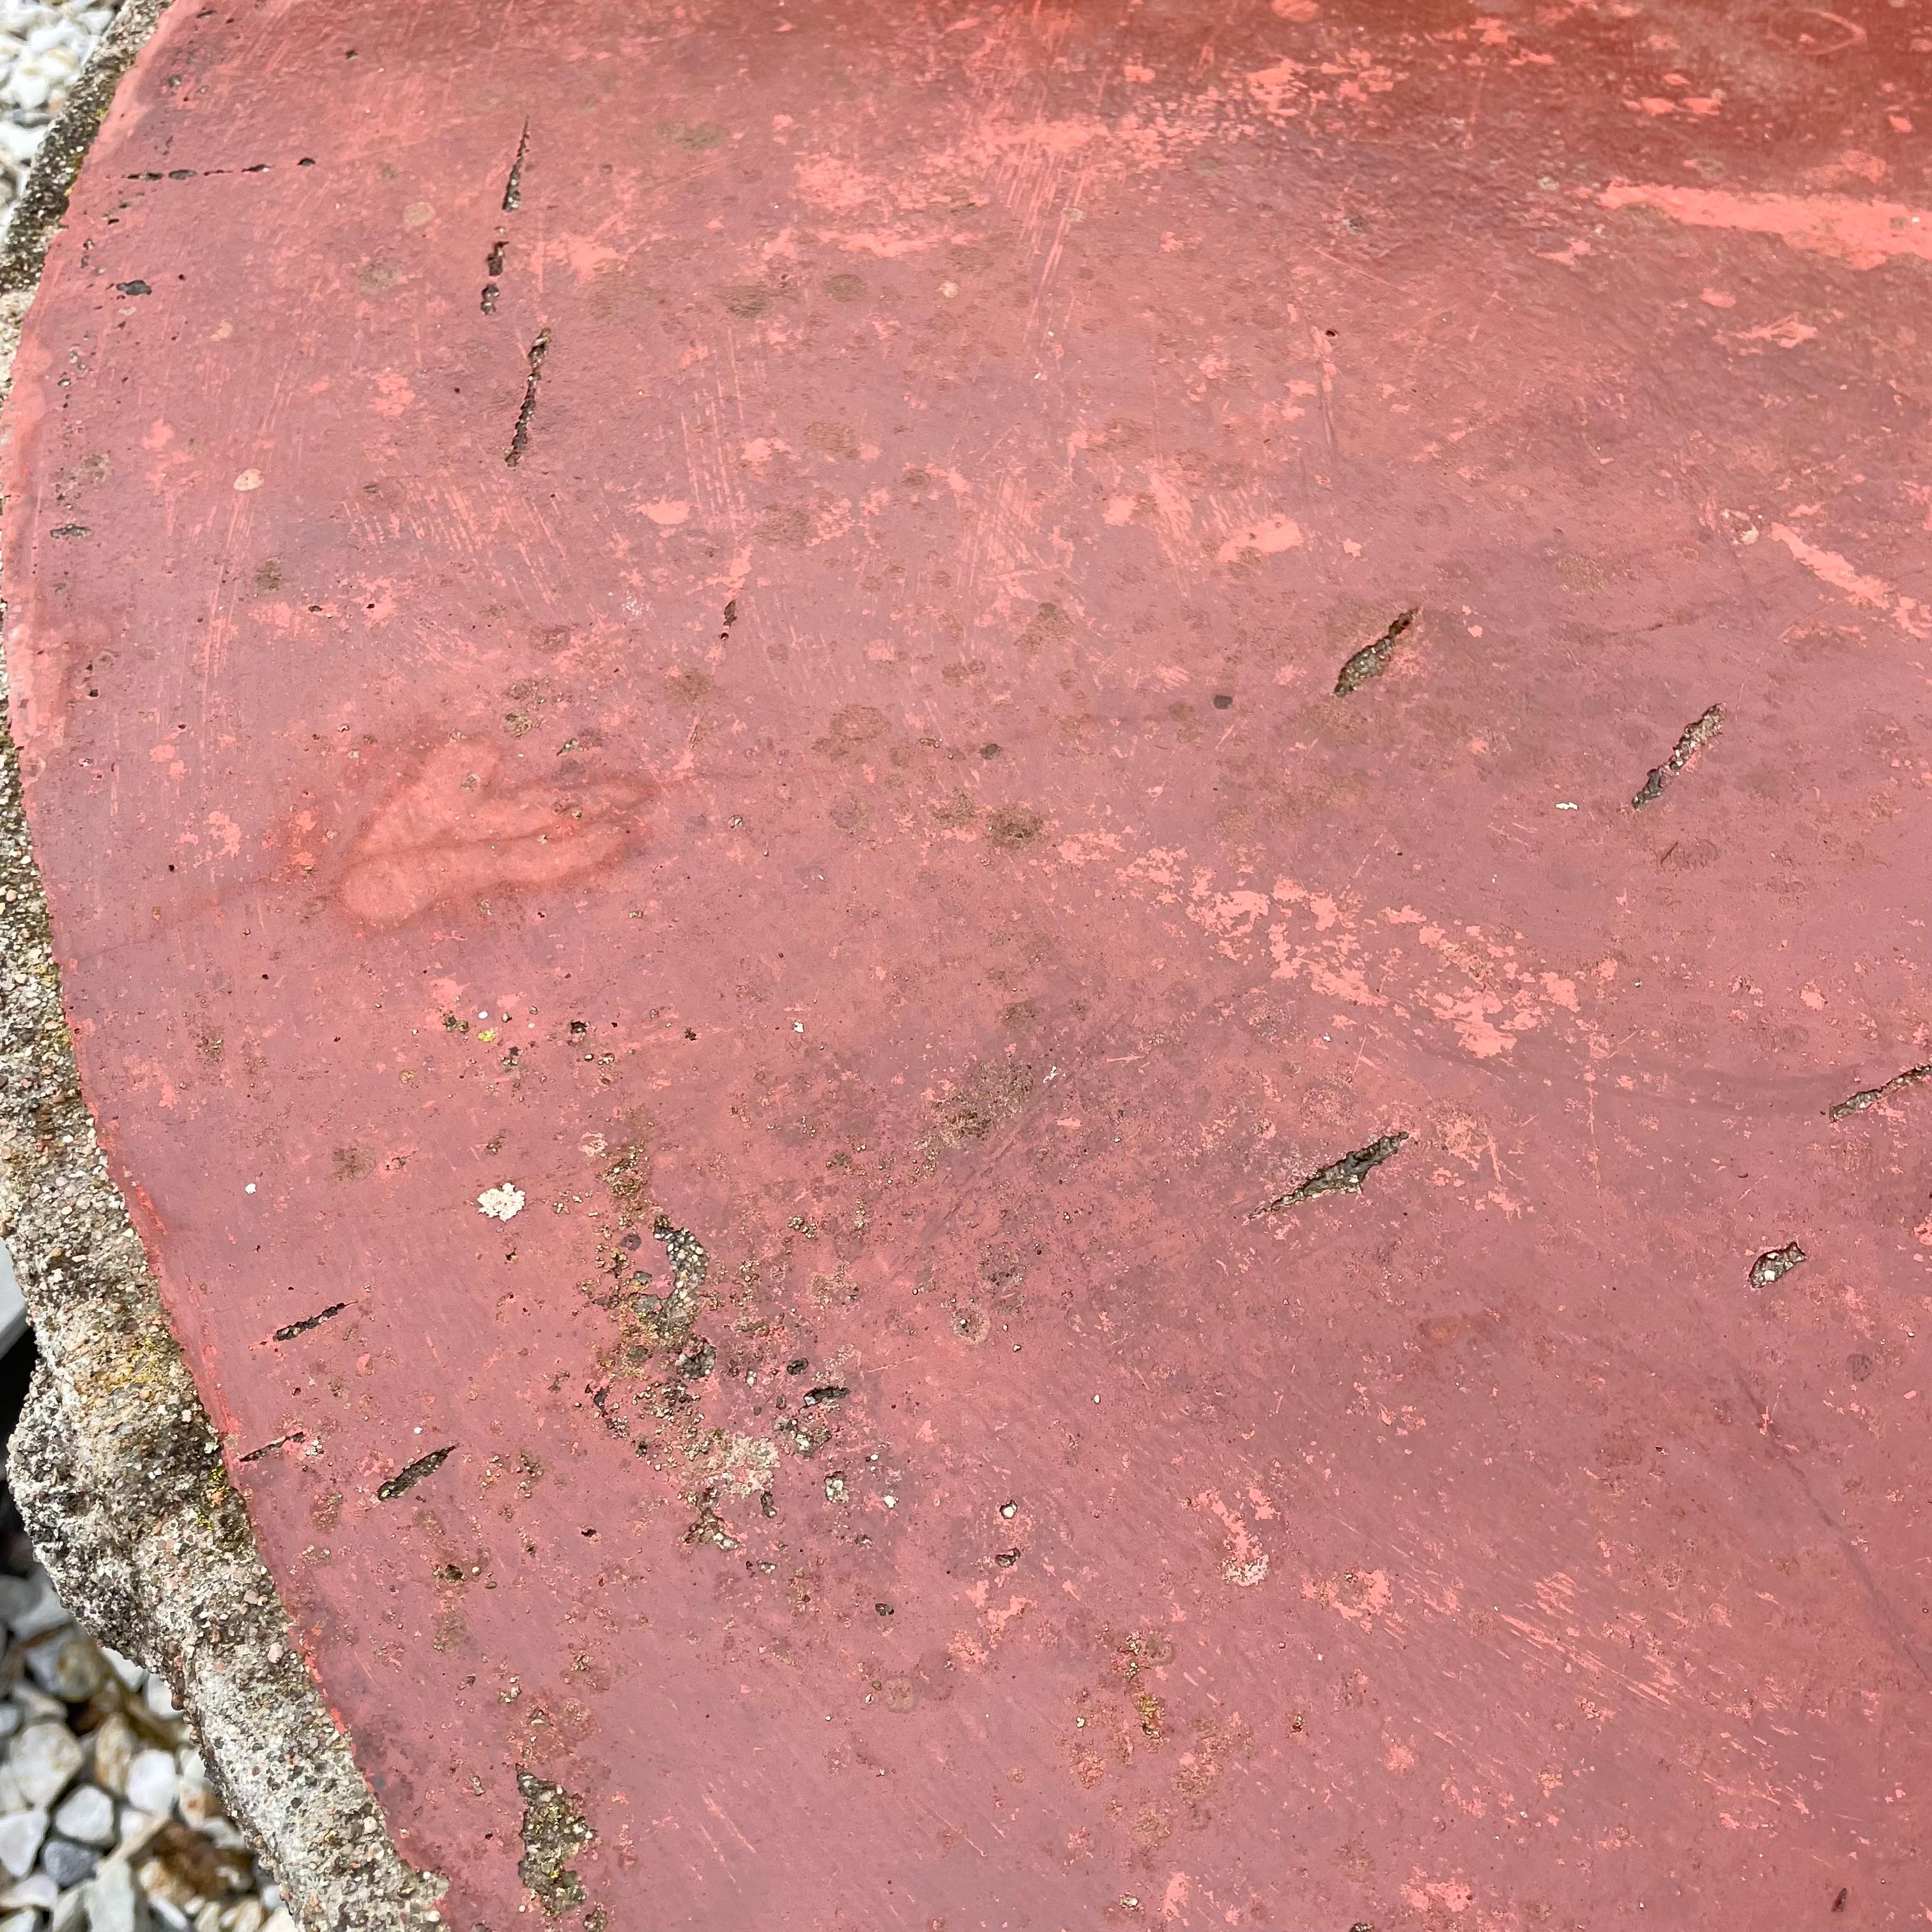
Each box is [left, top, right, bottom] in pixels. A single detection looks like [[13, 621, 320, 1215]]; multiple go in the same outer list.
[[0, 8, 447, 1929]]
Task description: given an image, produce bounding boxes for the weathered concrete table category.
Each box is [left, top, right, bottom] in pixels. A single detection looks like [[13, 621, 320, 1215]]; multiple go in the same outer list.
[[3, 0, 1929, 1926]]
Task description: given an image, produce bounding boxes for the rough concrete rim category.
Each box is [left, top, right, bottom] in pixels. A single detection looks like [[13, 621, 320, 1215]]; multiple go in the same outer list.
[[0, 5, 445, 1926]]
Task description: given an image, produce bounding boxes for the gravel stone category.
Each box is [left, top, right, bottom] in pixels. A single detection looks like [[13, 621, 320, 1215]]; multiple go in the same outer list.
[[1, 1867, 56, 1906], [0, 1573, 69, 1641], [174, 1777, 217, 1830], [26, 1629, 109, 1702], [10, 1723, 82, 1805], [86, 1717, 133, 1798], [0, 1806, 45, 1877], [51, 1787, 112, 1848], [84, 1858, 150, 1932], [42, 1835, 96, 1887], [133, 1855, 194, 1924], [97, 1651, 142, 1693], [120, 1753, 174, 1819], [114, 1811, 158, 1848], [0, 1905, 41, 1932]]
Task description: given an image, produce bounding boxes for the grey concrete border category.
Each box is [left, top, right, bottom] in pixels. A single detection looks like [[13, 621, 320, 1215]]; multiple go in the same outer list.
[[0, 7, 447, 1927]]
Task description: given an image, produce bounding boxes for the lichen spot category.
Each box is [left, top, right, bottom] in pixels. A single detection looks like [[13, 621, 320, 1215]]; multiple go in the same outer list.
[[478, 1183, 526, 1220]]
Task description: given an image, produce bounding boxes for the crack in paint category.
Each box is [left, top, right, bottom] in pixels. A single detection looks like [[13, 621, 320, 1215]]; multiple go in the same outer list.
[[500, 121, 530, 212], [1749, 1241, 1806, 1287], [376, 1443, 456, 1501], [504, 329, 549, 466], [1631, 703, 1722, 808], [1257, 1130, 1409, 1213], [271, 1301, 346, 1342], [1830, 1062, 1932, 1121], [1333, 608, 1417, 696]]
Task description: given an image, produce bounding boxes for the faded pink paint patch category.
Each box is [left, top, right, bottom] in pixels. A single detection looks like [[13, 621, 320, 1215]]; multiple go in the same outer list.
[[1768, 525, 1890, 604], [1195, 1489, 1269, 1588], [642, 500, 691, 525], [1602, 182, 1932, 269], [1402, 1877, 1475, 1915], [793, 155, 875, 212], [1735, 314, 1818, 348], [1304, 1566, 1394, 1628]]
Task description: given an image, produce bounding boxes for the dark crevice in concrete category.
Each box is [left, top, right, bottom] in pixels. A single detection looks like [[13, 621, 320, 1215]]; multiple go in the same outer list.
[[1749, 1241, 1805, 1287], [504, 328, 549, 466], [1630, 703, 1722, 808], [238, 1430, 307, 1464], [501, 120, 530, 212], [1333, 608, 1416, 696], [376, 1443, 456, 1501], [1829, 1063, 1932, 1121], [126, 161, 273, 180], [1257, 1131, 1409, 1213], [270, 1300, 346, 1341]]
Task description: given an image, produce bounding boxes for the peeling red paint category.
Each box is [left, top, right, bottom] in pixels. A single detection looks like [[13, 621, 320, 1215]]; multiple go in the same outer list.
[[6, 0, 1932, 1926]]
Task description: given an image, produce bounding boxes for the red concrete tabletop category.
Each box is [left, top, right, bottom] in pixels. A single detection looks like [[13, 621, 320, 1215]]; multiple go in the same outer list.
[[6, 0, 1932, 1925]]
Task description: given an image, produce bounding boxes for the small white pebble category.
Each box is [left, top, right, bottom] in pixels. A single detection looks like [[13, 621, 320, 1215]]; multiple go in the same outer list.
[[123, 1747, 178, 1817]]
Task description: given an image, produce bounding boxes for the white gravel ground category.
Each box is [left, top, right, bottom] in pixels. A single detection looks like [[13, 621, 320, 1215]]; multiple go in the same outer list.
[[0, 1558, 289, 1930], [0, 0, 118, 229]]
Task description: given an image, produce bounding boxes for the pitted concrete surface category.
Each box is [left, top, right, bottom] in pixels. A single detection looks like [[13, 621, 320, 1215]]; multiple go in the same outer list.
[[4, 1, 1932, 1928]]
